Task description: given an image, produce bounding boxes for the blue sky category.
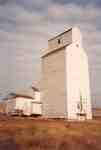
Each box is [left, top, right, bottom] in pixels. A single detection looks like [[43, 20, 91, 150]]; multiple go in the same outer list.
[[0, 0, 101, 106]]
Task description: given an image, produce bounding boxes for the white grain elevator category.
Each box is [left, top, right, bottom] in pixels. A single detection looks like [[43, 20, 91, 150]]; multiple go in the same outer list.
[[41, 27, 92, 120]]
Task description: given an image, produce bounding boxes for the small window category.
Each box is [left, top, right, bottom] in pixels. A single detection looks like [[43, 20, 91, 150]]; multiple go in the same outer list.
[[58, 39, 61, 44], [76, 44, 79, 47]]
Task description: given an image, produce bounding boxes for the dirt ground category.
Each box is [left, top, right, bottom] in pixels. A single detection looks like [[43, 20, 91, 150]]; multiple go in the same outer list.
[[0, 115, 101, 150]]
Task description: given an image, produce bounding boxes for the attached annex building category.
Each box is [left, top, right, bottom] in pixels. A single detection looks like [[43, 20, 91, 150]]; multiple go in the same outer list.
[[6, 87, 42, 116], [41, 27, 92, 120]]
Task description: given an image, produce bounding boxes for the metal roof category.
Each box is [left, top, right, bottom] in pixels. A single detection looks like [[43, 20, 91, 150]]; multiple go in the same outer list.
[[4, 87, 40, 100]]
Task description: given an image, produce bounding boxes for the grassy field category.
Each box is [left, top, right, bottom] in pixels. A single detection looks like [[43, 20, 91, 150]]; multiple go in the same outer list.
[[0, 116, 101, 150]]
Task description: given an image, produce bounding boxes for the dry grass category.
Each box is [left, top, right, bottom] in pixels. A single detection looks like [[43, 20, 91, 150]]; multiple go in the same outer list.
[[0, 116, 101, 150]]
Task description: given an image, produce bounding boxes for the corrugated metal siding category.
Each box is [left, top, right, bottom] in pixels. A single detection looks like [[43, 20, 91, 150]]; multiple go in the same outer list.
[[41, 48, 67, 118]]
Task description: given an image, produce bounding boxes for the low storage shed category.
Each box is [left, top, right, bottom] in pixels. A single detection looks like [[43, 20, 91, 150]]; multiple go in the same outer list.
[[6, 87, 42, 116]]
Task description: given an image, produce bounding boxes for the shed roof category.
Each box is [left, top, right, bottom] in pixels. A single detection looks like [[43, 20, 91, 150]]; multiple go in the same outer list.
[[4, 86, 40, 100]]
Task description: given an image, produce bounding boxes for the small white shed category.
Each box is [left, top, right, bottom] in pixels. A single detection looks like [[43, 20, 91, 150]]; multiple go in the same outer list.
[[6, 87, 42, 116]]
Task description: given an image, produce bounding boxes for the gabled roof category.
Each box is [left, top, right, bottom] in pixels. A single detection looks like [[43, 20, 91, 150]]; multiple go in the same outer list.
[[4, 92, 34, 100], [3, 86, 40, 100], [41, 26, 82, 58], [48, 28, 72, 41]]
